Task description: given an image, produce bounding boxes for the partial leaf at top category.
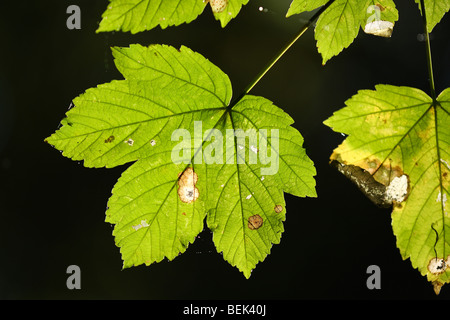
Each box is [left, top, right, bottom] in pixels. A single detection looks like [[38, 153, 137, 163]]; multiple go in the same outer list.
[[314, 0, 365, 65], [45, 44, 317, 278], [415, 0, 450, 32], [96, 0, 249, 33], [209, 0, 250, 28], [361, 0, 398, 28], [324, 85, 450, 293], [286, 0, 398, 64], [286, 0, 329, 17]]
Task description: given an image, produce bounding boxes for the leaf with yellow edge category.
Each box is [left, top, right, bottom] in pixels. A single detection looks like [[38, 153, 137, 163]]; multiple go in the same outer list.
[[324, 84, 450, 294]]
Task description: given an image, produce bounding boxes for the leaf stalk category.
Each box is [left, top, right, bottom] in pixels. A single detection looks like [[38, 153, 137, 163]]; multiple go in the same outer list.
[[228, 0, 336, 109], [419, 0, 437, 102]]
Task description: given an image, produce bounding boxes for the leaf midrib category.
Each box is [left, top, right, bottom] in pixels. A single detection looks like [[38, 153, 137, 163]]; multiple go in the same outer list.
[[50, 106, 227, 141], [113, 46, 229, 108]]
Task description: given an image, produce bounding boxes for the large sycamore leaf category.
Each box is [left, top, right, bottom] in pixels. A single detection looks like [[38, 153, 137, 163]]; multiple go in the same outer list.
[[324, 85, 450, 294], [96, 0, 249, 33], [415, 0, 450, 32], [45, 44, 316, 278], [287, 0, 399, 64]]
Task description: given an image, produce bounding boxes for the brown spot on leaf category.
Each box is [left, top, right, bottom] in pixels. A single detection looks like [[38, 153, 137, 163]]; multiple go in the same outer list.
[[178, 167, 198, 186], [274, 205, 283, 213], [248, 214, 263, 230], [177, 167, 199, 203], [209, 0, 228, 13], [364, 158, 404, 186], [375, 3, 385, 11], [105, 135, 115, 143], [432, 281, 444, 295]]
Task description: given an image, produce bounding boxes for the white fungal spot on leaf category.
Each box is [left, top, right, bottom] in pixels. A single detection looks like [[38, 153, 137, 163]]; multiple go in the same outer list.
[[132, 220, 150, 231], [441, 158, 450, 170], [150, 139, 156, 146], [124, 138, 134, 146], [430, 255, 450, 294], [436, 191, 447, 203], [385, 175, 408, 203], [436, 191, 448, 216], [364, 20, 394, 38], [246, 194, 252, 200], [178, 185, 199, 203], [428, 257, 448, 275]]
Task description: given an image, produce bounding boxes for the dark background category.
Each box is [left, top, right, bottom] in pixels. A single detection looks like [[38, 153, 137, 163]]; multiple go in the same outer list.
[[0, 0, 449, 300]]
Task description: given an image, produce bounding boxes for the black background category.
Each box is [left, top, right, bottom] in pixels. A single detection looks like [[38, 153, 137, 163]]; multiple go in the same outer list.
[[0, 0, 449, 300]]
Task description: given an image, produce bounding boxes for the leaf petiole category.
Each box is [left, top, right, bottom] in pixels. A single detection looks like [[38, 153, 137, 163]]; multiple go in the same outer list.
[[228, 0, 336, 109], [419, 0, 437, 102]]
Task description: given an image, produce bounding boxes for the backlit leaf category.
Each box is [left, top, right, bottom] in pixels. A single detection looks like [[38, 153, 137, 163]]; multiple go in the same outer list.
[[96, 0, 249, 33], [286, 0, 399, 64], [324, 84, 450, 293], [415, 0, 450, 32], [45, 44, 317, 277]]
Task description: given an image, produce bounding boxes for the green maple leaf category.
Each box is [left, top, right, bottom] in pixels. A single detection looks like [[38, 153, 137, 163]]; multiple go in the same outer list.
[[287, 0, 399, 64], [45, 44, 316, 278], [96, 0, 249, 33], [287, 0, 450, 64], [324, 84, 450, 294], [415, 0, 450, 32]]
